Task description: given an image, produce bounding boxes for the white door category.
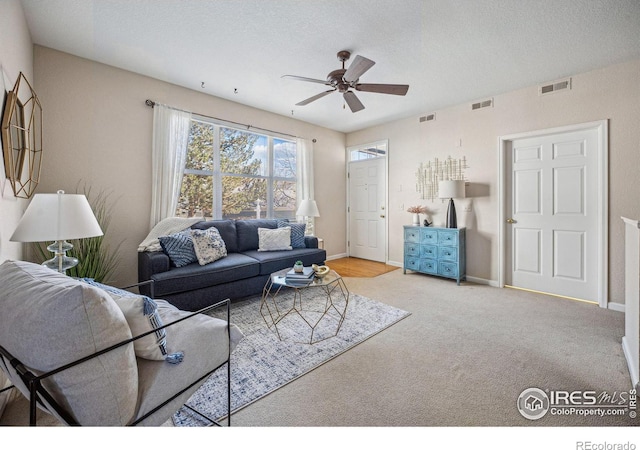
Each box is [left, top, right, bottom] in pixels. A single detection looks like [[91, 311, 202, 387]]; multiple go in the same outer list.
[[348, 157, 386, 262], [505, 126, 603, 303]]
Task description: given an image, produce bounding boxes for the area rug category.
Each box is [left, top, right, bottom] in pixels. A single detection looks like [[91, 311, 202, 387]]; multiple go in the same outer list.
[[172, 291, 411, 426]]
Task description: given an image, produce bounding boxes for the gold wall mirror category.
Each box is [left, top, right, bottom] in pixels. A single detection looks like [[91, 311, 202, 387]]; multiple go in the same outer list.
[[1, 72, 42, 199]]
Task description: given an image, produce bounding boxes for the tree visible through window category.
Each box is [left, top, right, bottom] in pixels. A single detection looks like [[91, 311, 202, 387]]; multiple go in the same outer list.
[[176, 119, 297, 220]]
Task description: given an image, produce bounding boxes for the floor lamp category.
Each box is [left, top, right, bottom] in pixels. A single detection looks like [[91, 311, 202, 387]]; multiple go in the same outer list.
[[10, 190, 104, 273], [438, 180, 466, 228]]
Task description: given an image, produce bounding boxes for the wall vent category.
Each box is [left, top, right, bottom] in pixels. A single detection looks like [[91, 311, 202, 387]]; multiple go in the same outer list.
[[471, 98, 493, 110], [419, 113, 436, 123], [539, 77, 571, 95]]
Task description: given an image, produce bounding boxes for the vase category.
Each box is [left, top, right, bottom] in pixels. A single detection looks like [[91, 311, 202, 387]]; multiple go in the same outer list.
[[412, 213, 420, 226]]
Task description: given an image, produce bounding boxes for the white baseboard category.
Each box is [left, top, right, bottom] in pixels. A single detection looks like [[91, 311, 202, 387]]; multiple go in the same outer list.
[[622, 336, 639, 389], [465, 276, 499, 287], [326, 253, 347, 261], [607, 302, 625, 313]]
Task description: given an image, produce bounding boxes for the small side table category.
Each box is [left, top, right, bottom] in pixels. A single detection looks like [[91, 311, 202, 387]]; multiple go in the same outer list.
[[317, 238, 324, 249]]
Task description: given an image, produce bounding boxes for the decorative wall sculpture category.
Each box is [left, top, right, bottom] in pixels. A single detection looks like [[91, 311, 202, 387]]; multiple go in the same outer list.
[[1, 72, 43, 199], [416, 155, 467, 201]]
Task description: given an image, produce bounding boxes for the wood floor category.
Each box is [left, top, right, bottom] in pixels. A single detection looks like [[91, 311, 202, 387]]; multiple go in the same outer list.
[[325, 257, 399, 278]]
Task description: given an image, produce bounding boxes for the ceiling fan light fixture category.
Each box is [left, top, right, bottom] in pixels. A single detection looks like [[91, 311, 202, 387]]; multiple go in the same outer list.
[[283, 49, 409, 113]]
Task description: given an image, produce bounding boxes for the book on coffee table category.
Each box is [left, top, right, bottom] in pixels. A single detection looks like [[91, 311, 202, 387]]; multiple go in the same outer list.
[[286, 267, 314, 279]]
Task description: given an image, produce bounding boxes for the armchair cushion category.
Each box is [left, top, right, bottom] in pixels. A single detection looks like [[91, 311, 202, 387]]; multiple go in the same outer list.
[[80, 279, 183, 363], [0, 260, 138, 426]]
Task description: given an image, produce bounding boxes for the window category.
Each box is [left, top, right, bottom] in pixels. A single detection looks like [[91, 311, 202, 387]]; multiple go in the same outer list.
[[348, 140, 387, 161], [176, 119, 297, 220]]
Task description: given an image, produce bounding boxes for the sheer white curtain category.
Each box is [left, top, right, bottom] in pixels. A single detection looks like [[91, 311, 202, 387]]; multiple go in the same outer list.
[[296, 137, 315, 222], [149, 104, 192, 229]]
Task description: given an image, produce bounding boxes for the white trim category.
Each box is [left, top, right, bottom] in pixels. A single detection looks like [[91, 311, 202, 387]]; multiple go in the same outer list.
[[622, 337, 639, 389], [607, 302, 625, 313], [498, 120, 609, 308], [466, 276, 499, 287], [326, 252, 348, 261]]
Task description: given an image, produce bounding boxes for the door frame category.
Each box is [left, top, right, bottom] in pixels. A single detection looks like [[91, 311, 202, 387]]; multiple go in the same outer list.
[[346, 140, 389, 263], [497, 120, 608, 308]]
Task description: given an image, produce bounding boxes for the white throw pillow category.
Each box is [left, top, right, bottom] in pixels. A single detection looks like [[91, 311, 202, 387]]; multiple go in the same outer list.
[[258, 227, 292, 251]]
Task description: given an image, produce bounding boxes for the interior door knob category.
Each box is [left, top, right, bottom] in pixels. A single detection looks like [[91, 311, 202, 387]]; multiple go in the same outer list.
[[380, 215, 386, 218], [506, 218, 517, 224]]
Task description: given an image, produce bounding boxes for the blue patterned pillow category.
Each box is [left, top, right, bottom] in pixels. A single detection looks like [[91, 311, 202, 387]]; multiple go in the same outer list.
[[191, 227, 227, 265], [158, 229, 197, 267], [277, 220, 306, 248]]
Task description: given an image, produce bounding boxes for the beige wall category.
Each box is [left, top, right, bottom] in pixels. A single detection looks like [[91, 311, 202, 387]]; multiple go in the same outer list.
[[0, 0, 32, 264], [33, 45, 347, 287], [347, 59, 640, 305]]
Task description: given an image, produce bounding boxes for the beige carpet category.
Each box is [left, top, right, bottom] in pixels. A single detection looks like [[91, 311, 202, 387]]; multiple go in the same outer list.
[[1, 270, 635, 428]]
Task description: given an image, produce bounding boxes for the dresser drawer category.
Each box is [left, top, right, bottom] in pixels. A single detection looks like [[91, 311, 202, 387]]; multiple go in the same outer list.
[[420, 228, 438, 245], [405, 242, 420, 257], [438, 261, 459, 278], [419, 259, 438, 274], [420, 244, 437, 258], [405, 257, 421, 271], [405, 228, 420, 243], [438, 246, 458, 262], [438, 231, 458, 246]]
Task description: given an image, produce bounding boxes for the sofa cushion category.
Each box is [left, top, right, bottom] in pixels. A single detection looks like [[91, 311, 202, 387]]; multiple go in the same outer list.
[[0, 260, 138, 426], [191, 219, 238, 253], [151, 253, 260, 297], [236, 219, 278, 252], [277, 220, 306, 248], [158, 230, 197, 267], [243, 248, 327, 276], [191, 227, 227, 265], [258, 227, 292, 251]]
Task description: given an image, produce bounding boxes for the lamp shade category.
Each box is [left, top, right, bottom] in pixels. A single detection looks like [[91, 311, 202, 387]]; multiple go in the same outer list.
[[10, 190, 103, 242], [296, 199, 320, 217], [438, 180, 466, 199]]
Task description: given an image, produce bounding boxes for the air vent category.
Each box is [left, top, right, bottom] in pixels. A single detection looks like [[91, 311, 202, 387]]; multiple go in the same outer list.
[[471, 98, 493, 110], [539, 78, 571, 96], [419, 113, 436, 123]]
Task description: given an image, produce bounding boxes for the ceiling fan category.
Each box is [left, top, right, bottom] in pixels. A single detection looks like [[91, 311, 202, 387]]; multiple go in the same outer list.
[[282, 50, 409, 113]]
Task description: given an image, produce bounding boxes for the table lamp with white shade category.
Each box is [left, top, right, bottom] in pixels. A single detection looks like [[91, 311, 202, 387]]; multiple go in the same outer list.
[[296, 199, 320, 236], [438, 180, 466, 228], [10, 190, 104, 273]]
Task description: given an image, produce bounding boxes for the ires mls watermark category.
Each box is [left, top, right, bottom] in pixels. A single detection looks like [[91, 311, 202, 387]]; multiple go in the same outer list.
[[517, 387, 637, 420]]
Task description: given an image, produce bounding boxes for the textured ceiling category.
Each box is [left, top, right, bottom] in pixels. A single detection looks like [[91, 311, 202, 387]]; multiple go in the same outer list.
[[19, 0, 640, 133]]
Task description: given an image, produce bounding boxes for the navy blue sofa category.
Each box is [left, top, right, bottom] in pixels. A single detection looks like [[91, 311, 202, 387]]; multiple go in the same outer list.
[[138, 219, 326, 311]]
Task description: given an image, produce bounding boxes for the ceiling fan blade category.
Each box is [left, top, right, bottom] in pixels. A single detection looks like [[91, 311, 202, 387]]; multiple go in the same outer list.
[[343, 91, 365, 113], [344, 55, 375, 82], [282, 75, 331, 86], [296, 89, 335, 106], [355, 83, 410, 96]]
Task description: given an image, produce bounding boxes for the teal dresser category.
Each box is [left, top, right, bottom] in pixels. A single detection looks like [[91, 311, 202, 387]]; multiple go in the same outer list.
[[403, 226, 466, 285]]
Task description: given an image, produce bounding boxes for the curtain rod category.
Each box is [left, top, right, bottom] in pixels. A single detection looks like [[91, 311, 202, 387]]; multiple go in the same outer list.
[[145, 99, 316, 142]]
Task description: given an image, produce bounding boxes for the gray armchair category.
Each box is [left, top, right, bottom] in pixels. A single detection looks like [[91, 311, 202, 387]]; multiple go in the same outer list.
[[0, 260, 243, 426]]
